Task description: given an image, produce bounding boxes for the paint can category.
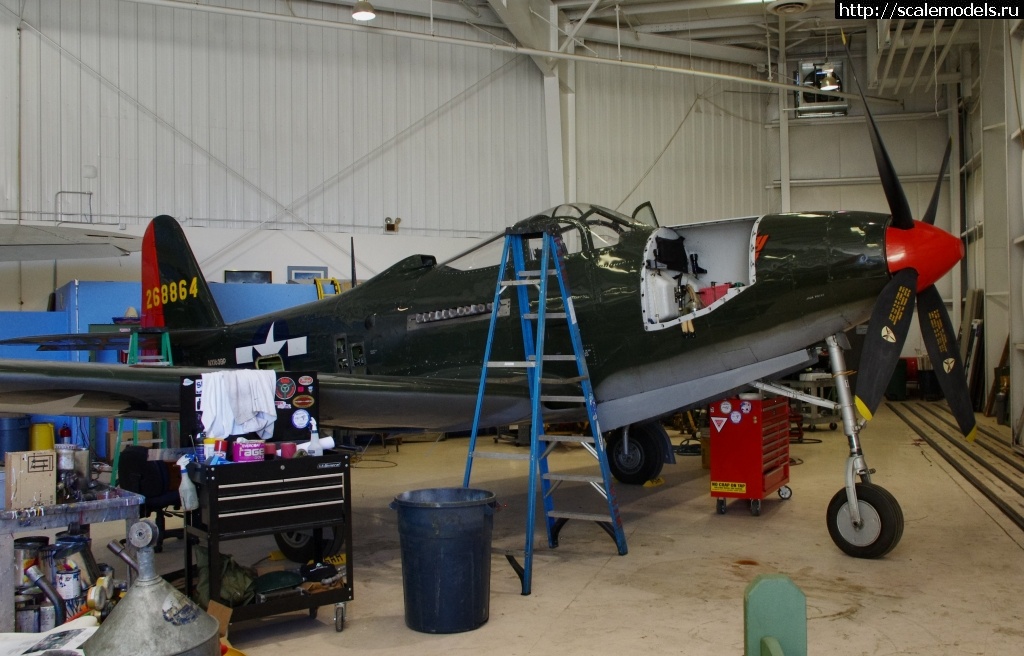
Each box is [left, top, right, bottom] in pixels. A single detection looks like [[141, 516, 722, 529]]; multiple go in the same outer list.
[[55, 566, 82, 600], [15, 596, 39, 633], [13, 536, 48, 587], [63, 593, 87, 620], [39, 600, 57, 632]]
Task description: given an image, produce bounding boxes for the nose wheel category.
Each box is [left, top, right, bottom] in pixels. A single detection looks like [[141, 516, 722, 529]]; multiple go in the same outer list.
[[826, 483, 904, 558]]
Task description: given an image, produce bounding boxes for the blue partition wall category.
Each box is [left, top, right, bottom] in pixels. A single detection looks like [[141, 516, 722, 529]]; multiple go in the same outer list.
[[2, 279, 320, 457]]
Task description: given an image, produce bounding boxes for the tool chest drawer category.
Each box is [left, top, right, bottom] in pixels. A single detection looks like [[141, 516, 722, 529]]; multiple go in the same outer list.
[[189, 452, 349, 539]]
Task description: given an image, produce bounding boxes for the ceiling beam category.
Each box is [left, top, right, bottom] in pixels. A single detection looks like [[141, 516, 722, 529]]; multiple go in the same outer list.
[[575, 22, 767, 65], [485, 0, 557, 73]]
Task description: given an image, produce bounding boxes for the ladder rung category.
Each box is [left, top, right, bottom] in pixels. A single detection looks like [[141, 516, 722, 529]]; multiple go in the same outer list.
[[547, 510, 614, 523], [539, 434, 595, 444], [542, 473, 602, 484], [472, 451, 531, 461], [542, 375, 588, 384], [487, 361, 536, 368], [541, 355, 577, 362], [500, 279, 537, 287], [524, 312, 567, 320], [540, 395, 586, 403], [517, 270, 553, 278]]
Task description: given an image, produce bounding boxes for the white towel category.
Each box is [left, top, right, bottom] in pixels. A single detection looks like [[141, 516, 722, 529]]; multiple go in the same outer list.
[[201, 370, 278, 439]]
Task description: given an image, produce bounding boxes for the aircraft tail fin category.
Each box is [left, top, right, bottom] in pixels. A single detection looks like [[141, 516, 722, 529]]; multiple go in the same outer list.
[[141, 215, 225, 330]]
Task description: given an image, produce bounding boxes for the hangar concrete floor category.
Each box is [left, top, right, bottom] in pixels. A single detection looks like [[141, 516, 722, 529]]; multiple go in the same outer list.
[[96, 401, 1024, 655]]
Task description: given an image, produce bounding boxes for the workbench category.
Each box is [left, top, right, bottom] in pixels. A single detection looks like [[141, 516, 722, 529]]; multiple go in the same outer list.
[[183, 451, 353, 631], [0, 486, 143, 632]]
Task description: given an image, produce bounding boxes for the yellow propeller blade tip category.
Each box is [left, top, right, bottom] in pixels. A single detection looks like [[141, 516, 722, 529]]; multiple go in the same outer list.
[[841, 29, 847, 45], [854, 396, 873, 421], [965, 427, 978, 443]]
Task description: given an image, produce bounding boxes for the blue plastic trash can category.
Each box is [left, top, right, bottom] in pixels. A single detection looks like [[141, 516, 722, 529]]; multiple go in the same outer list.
[[391, 487, 496, 633]]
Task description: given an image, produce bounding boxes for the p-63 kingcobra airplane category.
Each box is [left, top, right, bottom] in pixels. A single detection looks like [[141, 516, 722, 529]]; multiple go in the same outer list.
[[0, 54, 974, 562]]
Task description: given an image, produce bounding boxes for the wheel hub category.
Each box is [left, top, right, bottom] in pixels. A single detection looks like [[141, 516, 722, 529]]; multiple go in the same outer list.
[[836, 500, 882, 546], [615, 443, 642, 471]]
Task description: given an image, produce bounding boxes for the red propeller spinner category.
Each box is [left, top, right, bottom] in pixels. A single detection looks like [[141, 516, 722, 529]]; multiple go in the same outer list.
[[885, 221, 964, 292]]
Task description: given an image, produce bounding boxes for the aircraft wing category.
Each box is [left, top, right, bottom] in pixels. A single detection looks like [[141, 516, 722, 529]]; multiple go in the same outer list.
[[0, 224, 142, 261], [0, 359, 537, 433]]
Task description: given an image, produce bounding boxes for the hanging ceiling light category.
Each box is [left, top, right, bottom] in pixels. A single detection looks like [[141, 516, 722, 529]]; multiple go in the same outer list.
[[352, 1, 376, 21], [819, 65, 840, 91]]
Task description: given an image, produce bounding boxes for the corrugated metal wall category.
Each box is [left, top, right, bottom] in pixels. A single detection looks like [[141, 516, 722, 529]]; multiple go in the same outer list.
[[574, 44, 771, 224], [4, 0, 548, 237]]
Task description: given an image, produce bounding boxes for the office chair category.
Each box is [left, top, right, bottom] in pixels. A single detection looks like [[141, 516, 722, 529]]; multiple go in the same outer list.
[[116, 445, 183, 552]]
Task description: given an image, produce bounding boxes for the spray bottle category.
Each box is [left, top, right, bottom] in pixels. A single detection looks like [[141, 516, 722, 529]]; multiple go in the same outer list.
[[307, 418, 323, 456], [176, 454, 199, 511]]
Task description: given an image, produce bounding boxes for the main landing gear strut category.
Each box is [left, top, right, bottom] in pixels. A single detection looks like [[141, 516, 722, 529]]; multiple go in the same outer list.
[[755, 333, 904, 559]]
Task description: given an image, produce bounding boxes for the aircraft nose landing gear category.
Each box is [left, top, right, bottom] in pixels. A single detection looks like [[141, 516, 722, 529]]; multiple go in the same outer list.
[[755, 333, 905, 558], [822, 333, 904, 558]]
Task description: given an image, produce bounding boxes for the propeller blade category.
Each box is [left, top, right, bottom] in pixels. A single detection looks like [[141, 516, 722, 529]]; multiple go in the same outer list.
[[917, 285, 978, 441], [921, 139, 953, 226], [854, 269, 919, 421], [842, 36, 914, 230]]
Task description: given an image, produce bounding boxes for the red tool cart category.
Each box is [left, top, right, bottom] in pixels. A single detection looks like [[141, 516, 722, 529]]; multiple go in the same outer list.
[[709, 394, 792, 516]]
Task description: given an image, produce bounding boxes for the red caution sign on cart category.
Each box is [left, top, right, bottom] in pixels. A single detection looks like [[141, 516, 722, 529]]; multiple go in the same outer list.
[[709, 395, 792, 516]]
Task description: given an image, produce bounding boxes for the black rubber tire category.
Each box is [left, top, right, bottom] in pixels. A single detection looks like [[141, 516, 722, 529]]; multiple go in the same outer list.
[[750, 499, 761, 516], [826, 483, 904, 559], [716, 498, 727, 515], [606, 422, 666, 485], [274, 524, 346, 563]]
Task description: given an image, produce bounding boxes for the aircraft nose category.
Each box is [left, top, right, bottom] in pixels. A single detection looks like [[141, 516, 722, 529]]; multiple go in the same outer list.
[[885, 221, 964, 292]]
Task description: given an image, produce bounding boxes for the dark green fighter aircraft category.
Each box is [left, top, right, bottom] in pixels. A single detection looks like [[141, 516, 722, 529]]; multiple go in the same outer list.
[[0, 66, 974, 561]]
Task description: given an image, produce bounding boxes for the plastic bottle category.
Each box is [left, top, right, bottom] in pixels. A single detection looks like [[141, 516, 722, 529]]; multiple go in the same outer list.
[[307, 418, 323, 456], [176, 455, 199, 511]]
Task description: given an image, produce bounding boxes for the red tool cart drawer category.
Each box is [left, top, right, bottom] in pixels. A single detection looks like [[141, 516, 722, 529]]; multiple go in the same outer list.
[[709, 395, 793, 516]]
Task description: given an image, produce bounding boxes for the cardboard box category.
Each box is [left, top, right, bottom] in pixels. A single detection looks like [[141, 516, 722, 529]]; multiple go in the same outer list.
[[5, 449, 56, 509], [106, 429, 155, 462]]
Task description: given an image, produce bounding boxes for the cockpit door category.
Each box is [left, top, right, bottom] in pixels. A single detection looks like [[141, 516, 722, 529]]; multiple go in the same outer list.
[[632, 201, 659, 228]]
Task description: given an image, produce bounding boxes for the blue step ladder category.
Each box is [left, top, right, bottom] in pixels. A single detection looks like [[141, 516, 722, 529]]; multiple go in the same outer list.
[[463, 227, 627, 596]]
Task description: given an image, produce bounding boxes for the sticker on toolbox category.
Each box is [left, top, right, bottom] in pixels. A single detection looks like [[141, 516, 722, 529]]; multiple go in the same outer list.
[[730, 410, 742, 424], [711, 481, 747, 493], [719, 401, 732, 414], [711, 417, 727, 432], [741, 401, 752, 414]]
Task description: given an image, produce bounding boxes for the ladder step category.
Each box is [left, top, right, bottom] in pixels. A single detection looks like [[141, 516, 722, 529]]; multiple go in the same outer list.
[[487, 361, 536, 368], [540, 395, 586, 403], [524, 312, 567, 320], [500, 279, 537, 287], [539, 434, 595, 444], [541, 375, 588, 384], [547, 510, 615, 523], [542, 473, 603, 484], [472, 451, 531, 461], [541, 355, 577, 362]]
